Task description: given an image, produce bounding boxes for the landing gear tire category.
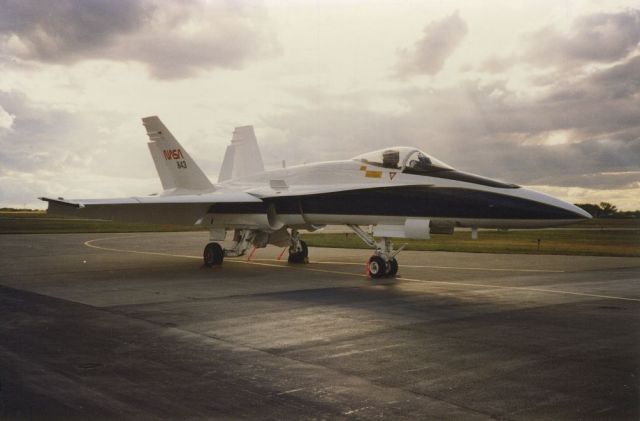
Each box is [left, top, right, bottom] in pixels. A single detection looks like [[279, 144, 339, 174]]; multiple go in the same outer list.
[[203, 242, 224, 267], [386, 258, 398, 277], [288, 240, 308, 264], [368, 255, 387, 279]]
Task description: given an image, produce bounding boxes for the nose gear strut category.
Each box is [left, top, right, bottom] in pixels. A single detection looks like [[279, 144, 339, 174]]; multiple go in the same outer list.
[[347, 225, 404, 278]]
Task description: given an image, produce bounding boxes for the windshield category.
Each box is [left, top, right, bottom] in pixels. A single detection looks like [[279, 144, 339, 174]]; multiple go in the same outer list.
[[353, 147, 453, 171], [403, 150, 453, 173]]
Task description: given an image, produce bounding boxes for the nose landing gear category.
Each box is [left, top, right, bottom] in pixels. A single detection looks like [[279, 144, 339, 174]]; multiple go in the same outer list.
[[367, 255, 399, 279], [349, 225, 404, 279]]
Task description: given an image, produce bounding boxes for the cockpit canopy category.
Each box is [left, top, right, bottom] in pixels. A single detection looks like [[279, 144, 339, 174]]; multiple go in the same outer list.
[[352, 147, 453, 173], [352, 146, 519, 189]]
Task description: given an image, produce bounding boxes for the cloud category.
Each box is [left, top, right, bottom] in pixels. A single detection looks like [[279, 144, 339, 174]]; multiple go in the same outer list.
[[0, 0, 279, 78], [264, 52, 640, 197], [0, 0, 147, 61], [396, 11, 468, 77], [524, 9, 640, 68], [0, 90, 163, 206], [0, 91, 81, 174], [479, 55, 515, 73], [0, 105, 14, 129]]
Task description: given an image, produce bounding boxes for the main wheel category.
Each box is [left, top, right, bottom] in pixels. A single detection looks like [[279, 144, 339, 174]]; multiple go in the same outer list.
[[288, 240, 308, 264], [368, 255, 387, 279], [203, 242, 224, 267], [386, 258, 398, 277]]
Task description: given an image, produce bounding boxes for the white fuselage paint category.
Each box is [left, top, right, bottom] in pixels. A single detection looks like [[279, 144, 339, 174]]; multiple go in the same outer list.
[[44, 155, 590, 232], [206, 159, 590, 231]]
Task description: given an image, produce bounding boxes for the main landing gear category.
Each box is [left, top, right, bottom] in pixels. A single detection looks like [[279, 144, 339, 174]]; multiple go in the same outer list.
[[203, 242, 224, 266], [348, 225, 404, 279], [202, 228, 309, 267], [203, 229, 256, 267], [288, 229, 308, 264]]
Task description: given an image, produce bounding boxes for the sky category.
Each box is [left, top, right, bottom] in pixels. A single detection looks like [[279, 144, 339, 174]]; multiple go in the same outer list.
[[0, 0, 639, 210]]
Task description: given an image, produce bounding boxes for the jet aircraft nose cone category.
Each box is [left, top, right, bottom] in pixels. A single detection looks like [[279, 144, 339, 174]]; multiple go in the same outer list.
[[515, 187, 592, 221], [546, 196, 592, 220], [569, 203, 593, 219]]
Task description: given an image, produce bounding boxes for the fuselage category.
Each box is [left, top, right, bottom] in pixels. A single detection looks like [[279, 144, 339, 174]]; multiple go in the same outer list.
[[210, 149, 591, 232]]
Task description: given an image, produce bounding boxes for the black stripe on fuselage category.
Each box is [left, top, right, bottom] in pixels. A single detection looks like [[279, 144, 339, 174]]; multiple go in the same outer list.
[[208, 186, 581, 220], [403, 168, 519, 188]]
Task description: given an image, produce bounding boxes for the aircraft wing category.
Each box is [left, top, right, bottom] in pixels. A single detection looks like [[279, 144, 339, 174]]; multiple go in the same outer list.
[[40, 190, 263, 226]]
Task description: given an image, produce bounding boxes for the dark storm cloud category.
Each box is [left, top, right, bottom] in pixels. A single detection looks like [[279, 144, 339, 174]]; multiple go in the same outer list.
[[396, 11, 468, 77], [451, 136, 640, 188], [266, 50, 640, 191], [525, 9, 640, 67], [0, 90, 91, 173], [0, 0, 147, 61], [0, 90, 150, 177], [400, 57, 640, 183], [0, 90, 160, 206], [491, 56, 640, 135], [0, 0, 278, 78]]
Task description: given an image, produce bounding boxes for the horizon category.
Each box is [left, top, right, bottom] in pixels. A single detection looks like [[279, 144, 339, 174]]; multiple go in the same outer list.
[[1, 0, 639, 210]]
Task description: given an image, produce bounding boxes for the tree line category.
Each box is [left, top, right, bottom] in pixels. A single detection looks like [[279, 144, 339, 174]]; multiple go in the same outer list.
[[575, 202, 640, 218]]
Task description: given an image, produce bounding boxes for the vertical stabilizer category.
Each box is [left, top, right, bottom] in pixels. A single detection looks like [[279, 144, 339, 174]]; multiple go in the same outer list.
[[218, 126, 265, 182], [143, 116, 214, 192]]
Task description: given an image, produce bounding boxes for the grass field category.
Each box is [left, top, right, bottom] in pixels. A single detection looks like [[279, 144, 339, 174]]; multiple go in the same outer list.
[[301, 230, 640, 257], [2, 211, 639, 257], [0, 211, 201, 234]]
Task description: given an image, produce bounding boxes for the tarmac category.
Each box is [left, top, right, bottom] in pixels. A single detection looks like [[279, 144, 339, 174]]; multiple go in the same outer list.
[[0, 232, 639, 420]]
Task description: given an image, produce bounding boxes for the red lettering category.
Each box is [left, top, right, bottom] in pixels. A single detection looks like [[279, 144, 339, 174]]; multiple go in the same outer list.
[[163, 149, 183, 160]]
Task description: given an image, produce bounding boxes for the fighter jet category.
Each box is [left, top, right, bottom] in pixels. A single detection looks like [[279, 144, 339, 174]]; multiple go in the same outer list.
[[41, 116, 591, 278]]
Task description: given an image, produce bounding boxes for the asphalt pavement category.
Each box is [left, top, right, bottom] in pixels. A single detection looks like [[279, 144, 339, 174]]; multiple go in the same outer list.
[[0, 232, 638, 420]]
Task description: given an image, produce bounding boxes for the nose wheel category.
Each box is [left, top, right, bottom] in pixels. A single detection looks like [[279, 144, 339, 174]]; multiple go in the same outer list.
[[386, 257, 399, 277], [348, 225, 403, 279], [368, 256, 398, 278]]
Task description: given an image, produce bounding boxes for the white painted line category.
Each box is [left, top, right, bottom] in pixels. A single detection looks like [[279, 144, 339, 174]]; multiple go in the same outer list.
[[343, 406, 373, 415], [83, 236, 640, 303], [404, 366, 431, 373], [320, 343, 404, 359], [276, 388, 306, 395], [396, 276, 640, 303], [84, 236, 201, 260], [250, 258, 565, 273]]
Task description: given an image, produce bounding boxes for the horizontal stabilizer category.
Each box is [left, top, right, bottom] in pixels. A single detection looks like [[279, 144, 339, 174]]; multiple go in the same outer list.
[[39, 197, 83, 208]]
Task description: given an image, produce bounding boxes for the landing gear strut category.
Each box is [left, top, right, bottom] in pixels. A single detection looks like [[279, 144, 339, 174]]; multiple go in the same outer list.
[[202, 229, 257, 267], [288, 229, 308, 263], [203, 228, 309, 268], [348, 225, 404, 279]]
